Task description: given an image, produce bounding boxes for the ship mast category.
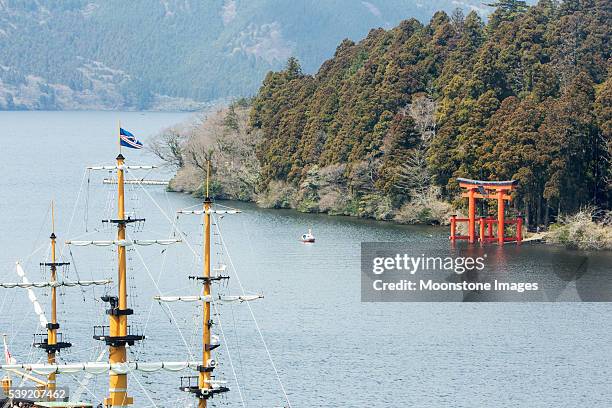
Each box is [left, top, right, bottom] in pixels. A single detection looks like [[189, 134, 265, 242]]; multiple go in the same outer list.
[[0, 202, 113, 400], [47, 202, 59, 395], [110, 153, 130, 407], [37, 201, 72, 396], [170, 160, 262, 405], [100, 154, 143, 407], [200, 162, 212, 408], [1, 150, 210, 406], [63, 152, 183, 406]]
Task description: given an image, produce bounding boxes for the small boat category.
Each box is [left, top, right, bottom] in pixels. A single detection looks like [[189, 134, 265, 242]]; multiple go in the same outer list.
[[301, 229, 315, 243]]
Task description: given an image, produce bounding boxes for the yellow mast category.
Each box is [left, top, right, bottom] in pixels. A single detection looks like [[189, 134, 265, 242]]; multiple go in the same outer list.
[[175, 159, 231, 404], [105, 153, 134, 407], [34, 200, 73, 399], [199, 161, 212, 408], [47, 201, 57, 396]]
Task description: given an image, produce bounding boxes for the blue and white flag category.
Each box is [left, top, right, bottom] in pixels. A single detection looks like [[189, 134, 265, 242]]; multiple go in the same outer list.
[[120, 128, 143, 149]]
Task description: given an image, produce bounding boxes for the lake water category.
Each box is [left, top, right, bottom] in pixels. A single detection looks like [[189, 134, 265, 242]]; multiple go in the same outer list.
[[0, 111, 611, 408]]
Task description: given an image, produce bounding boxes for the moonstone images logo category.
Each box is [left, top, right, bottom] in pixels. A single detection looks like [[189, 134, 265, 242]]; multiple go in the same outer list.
[[361, 242, 612, 302]]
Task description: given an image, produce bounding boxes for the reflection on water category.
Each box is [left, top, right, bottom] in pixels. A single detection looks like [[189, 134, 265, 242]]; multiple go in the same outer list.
[[362, 241, 611, 302], [0, 112, 612, 407], [454, 245, 611, 302]]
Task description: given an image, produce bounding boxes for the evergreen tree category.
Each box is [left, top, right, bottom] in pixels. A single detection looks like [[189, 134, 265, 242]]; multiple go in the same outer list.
[[249, 0, 610, 221]]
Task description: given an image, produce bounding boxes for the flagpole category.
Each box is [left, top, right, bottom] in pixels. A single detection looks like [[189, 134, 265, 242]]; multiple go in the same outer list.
[[118, 119, 122, 155]]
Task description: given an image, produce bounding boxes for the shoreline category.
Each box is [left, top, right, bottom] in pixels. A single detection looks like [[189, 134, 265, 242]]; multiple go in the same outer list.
[[152, 102, 611, 252], [167, 184, 447, 225], [168, 186, 612, 251]]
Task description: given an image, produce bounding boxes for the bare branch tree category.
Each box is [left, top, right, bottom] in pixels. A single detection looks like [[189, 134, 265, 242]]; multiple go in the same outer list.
[[167, 104, 262, 199], [149, 128, 185, 169], [185, 141, 214, 172], [408, 94, 437, 144], [394, 94, 438, 197]]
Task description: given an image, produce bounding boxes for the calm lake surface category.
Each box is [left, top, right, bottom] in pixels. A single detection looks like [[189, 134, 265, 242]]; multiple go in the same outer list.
[[0, 111, 611, 407]]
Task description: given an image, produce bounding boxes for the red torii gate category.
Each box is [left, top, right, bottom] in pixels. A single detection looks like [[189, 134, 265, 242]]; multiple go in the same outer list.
[[449, 178, 522, 245]]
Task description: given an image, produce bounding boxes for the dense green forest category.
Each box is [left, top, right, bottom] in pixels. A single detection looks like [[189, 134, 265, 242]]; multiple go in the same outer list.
[[0, 0, 495, 110], [248, 0, 611, 227]]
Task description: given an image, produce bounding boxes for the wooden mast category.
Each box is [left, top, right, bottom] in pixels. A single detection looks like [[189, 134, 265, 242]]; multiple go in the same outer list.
[[200, 161, 212, 408], [174, 159, 234, 403], [106, 153, 133, 407], [34, 200, 73, 399], [47, 201, 58, 396]]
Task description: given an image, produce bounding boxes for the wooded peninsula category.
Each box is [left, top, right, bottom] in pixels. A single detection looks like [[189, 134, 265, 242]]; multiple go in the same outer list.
[[154, 0, 611, 249]]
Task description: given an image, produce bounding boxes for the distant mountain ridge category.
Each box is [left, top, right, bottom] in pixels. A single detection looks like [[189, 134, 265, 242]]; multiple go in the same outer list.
[[0, 0, 498, 110]]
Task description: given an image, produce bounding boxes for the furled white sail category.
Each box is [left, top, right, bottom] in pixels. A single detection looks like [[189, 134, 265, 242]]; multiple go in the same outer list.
[[0, 279, 112, 289], [154, 295, 213, 303], [60, 280, 112, 287], [67, 240, 116, 246], [122, 165, 157, 170], [15, 263, 48, 328], [87, 165, 119, 170], [103, 178, 169, 185], [177, 209, 241, 215], [0, 361, 201, 376], [154, 294, 263, 303], [87, 165, 157, 171], [66, 239, 181, 247], [219, 295, 263, 302], [128, 239, 182, 246]]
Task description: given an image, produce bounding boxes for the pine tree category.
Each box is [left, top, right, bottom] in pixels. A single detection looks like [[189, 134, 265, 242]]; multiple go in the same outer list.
[[248, 0, 610, 219]]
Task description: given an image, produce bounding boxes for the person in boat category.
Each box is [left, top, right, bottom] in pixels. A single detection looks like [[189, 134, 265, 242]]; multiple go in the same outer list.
[[301, 229, 315, 242]]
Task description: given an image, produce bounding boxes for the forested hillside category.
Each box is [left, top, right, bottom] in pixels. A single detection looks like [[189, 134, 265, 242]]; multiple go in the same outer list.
[[0, 0, 494, 110], [249, 0, 611, 227]]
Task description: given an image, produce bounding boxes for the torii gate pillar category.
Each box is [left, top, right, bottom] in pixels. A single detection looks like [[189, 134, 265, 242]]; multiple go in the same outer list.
[[450, 178, 522, 245], [497, 190, 505, 245], [468, 188, 476, 243]]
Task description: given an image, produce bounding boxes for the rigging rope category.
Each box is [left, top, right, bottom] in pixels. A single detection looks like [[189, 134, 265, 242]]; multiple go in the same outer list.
[[68, 247, 87, 302], [68, 373, 104, 404], [85, 169, 91, 232], [141, 225, 172, 336], [124, 168, 292, 406], [60, 168, 88, 259], [213, 214, 293, 408], [128, 172, 249, 404], [23, 202, 51, 272], [126, 231, 195, 361], [127, 168, 201, 257], [127, 350, 160, 408], [211, 299, 247, 408], [230, 301, 246, 392]]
